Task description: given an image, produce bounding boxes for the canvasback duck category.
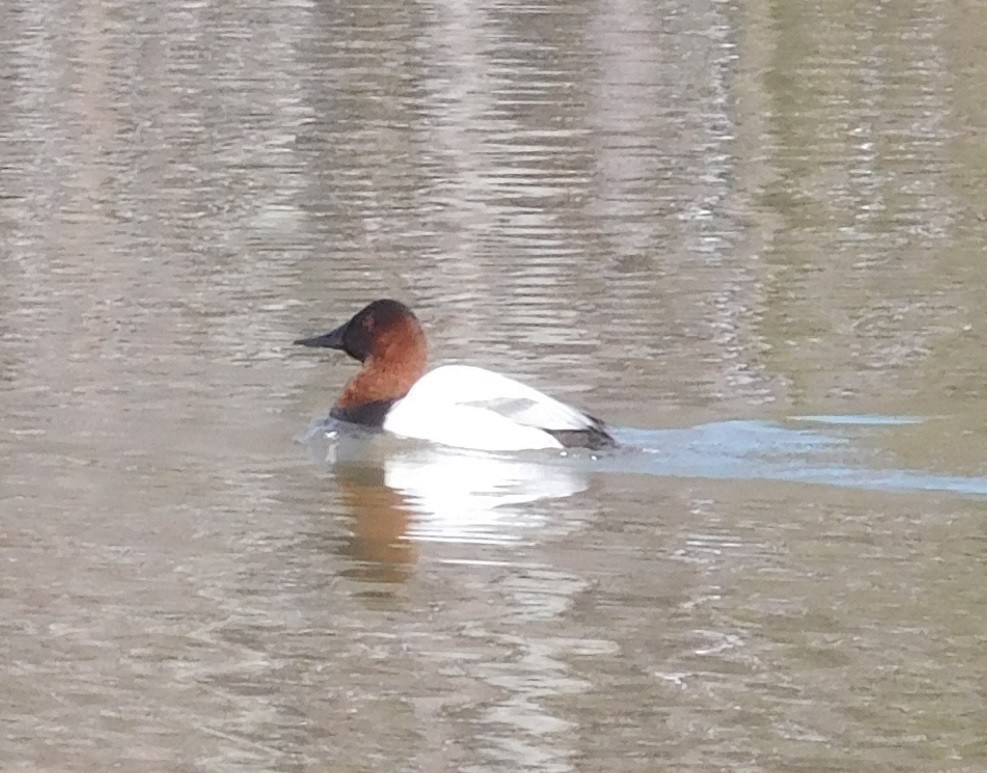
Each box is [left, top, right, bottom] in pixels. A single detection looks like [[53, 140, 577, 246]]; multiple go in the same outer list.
[[295, 299, 615, 451]]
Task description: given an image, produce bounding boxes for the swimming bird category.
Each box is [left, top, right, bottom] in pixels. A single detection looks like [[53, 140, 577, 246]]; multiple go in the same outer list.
[[295, 299, 615, 451]]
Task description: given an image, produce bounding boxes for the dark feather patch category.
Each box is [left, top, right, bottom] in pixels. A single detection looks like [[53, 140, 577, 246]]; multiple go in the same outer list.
[[544, 422, 616, 450], [331, 400, 396, 428]]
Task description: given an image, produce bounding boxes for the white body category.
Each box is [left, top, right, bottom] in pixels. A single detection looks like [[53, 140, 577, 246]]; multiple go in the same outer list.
[[381, 365, 600, 451]]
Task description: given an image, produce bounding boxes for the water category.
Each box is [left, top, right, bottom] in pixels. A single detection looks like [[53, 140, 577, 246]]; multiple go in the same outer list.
[[2, 0, 986, 770]]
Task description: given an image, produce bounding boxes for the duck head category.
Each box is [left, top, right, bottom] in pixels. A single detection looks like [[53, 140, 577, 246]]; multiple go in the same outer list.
[[295, 299, 429, 421]]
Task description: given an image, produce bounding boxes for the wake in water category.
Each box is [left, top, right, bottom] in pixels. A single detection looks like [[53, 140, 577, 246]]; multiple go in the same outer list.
[[599, 416, 987, 499]]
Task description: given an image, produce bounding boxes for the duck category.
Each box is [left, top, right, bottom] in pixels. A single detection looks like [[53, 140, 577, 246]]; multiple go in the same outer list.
[[295, 299, 615, 452]]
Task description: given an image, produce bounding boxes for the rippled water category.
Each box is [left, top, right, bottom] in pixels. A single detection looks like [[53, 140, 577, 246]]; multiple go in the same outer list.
[[2, 0, 986, 769]]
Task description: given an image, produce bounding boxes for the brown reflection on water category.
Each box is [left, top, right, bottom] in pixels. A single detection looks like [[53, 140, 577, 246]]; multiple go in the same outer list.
[[335, 464, 417, 582]]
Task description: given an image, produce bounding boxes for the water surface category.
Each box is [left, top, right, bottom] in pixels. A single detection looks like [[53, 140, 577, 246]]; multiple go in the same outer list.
[[1, 0, 985, 770]]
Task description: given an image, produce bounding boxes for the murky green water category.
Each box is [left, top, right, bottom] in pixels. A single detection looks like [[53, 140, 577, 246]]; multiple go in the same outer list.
[[2, 0, 985, 770]]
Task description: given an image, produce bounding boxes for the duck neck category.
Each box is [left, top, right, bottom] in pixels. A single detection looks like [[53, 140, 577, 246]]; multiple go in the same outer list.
[[332, 349, 427, 427]]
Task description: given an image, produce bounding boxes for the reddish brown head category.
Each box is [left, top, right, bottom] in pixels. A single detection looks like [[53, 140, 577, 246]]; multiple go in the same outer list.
[[295, 300, 428, 424]]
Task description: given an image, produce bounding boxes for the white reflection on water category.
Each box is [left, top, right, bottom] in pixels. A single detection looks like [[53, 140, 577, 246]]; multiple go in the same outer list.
[[389, 454, 586, 544], [302, 418, 587, 548]]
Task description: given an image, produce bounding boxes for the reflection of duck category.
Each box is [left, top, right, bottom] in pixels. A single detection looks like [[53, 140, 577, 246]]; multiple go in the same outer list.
[[334, 463, 417, 579], [295, 299, 615, 451], [305, 430, 587, 553], [386, 450, 588, 544]]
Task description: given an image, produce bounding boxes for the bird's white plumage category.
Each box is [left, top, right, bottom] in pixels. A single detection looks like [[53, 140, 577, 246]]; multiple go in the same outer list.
[[382, 365, 598, 451]]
